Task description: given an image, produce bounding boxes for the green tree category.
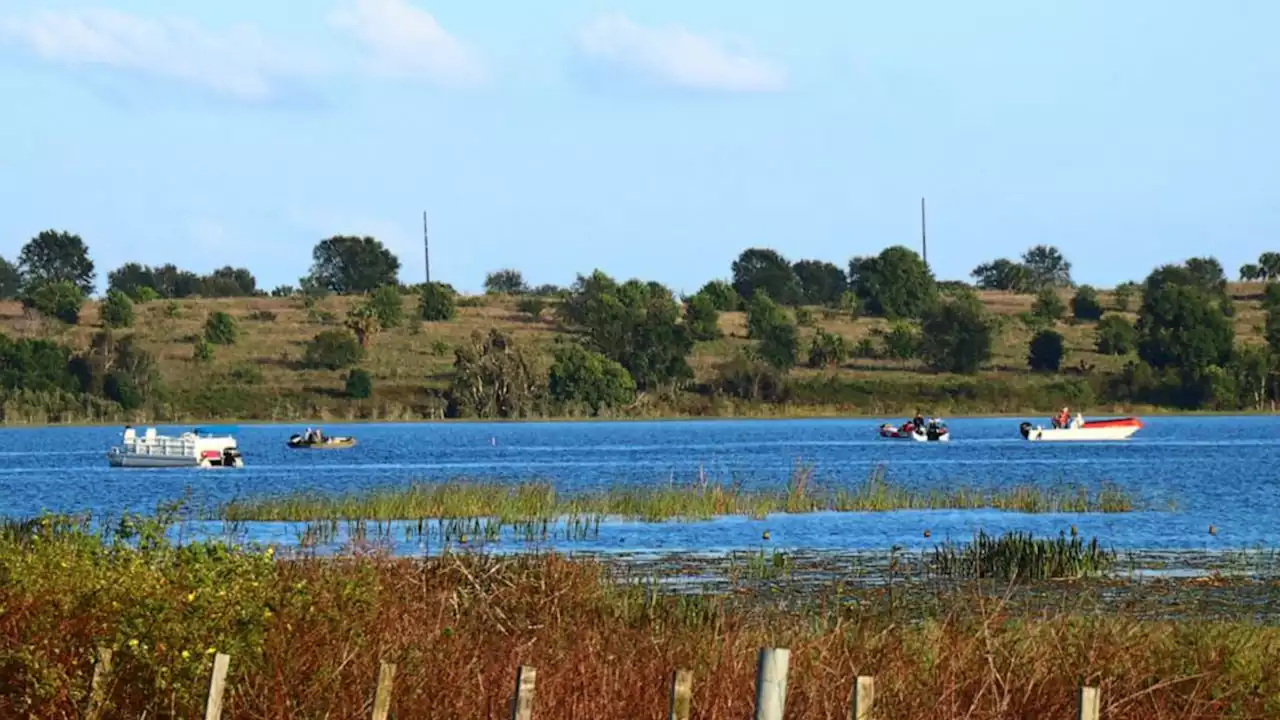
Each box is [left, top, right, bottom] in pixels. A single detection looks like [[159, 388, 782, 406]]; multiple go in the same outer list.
[[100, 290, 135, 329], [366, 285, 405, 329], [203, 312, 239, 345], [792, 259, 847, 305], [1031, 287, 1066, 322], [0, 256, 22, 300], [1070, 285, 1104, 321], [919, 295, 994, 374], [1028, 330, 1066, 372], [807, 330, 849, 368], [713, 351, 786, 402], [1021, 245, 1072, 289], [745, 292, 788, 340], [756, 318, 799, 371], [850, 246, 937, 319], [683, 292, 721, 341], [302, 330, 365, 370], [152, 264, 203, 298], [1240, 263, 1265, 282], [344, 368, 373, 399], [18, 230, 95, 295], [548, 342, 636, 414], [971, 258, 1030, 292], [107, 262, 157, 300], [21, 281, 84, 324], [697, 280, 740, 311], [483, 269, 528, 295], [559, 271, 693, 390], [192, 338, 215, 363], [0, 333, 78, 393], [449, 329, 544, 418], [1137, 265, 1233, 372], [1095, 315, 1137, 355], [1260, 252, 1280, 280], [200, 266, 258, 297], [305, 236, 401, 294], [419, 282, 457, 322], [732, 248, 802, 305]]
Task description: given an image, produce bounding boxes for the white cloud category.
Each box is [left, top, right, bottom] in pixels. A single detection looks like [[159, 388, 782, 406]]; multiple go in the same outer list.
[[578, 14, 784, 93], [0, 9, 307, 102], [329, 0, 486, 87]]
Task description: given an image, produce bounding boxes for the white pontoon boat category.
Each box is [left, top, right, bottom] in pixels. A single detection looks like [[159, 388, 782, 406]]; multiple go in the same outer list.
[[107, 426, 245, 468]]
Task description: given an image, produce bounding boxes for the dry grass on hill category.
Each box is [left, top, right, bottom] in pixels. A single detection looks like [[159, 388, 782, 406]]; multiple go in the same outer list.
[[0, 284, 1266, 417]]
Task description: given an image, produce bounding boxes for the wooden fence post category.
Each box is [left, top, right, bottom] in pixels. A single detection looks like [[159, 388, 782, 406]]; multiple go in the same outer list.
[[85, 646, 113, 720], [204, 652, 231, 720], [511, 665, 536, 720], [668, 668, 693, 720], [372, 662, 396, 720], [850, 675, 874, 720], [1078, 686, 1100, 720], [754, 648, 791, 720]]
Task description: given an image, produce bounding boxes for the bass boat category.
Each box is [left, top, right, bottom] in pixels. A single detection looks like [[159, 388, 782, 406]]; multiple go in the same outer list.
[[1019, 416, 1142, 442], [287, 431, 357, 449], [107, 426, 245, 468], [879, 419, 950, 442]]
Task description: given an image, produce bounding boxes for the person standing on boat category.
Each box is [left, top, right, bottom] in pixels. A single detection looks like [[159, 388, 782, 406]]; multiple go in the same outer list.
[[1054, 407, 1071, 429]]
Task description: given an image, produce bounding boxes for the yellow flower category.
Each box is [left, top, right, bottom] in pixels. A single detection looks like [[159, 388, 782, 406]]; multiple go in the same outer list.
[[187, 592, 197, 602], [206, 647, 217, 655], [128, 639, 139, 648], [266, 546, 275, 557], [181, 650, 191, 660]]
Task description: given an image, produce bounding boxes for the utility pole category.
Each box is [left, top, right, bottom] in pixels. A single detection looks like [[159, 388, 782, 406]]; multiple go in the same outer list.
[[422, 211, 430, 284], [920, 197, 928, 268]]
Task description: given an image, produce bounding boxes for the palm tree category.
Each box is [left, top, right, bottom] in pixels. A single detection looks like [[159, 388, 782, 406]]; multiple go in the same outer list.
[[1240, 263, 1264, 282], [1260, 252, 1280, 281]]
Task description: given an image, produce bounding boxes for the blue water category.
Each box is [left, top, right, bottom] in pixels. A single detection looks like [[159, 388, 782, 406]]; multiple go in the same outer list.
[[2, 416, 1277, 553]]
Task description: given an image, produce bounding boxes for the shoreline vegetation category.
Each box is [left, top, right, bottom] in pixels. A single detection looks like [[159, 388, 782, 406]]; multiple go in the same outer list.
[[2, 517, 1277, 718], [3, 233, 1280, 426], [217, 471, 1140, 524]]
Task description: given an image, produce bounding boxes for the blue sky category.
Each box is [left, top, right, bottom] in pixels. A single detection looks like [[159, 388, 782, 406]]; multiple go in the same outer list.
[[1, 0, 1277, 295]]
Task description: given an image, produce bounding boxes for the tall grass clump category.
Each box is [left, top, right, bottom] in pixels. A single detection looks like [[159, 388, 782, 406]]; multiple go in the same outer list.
[[931, 530, 1116, 582]]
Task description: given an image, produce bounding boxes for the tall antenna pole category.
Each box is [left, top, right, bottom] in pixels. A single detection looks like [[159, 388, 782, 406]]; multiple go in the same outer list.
[[422, 211, 431, 284], [920, 197, 928, 268]]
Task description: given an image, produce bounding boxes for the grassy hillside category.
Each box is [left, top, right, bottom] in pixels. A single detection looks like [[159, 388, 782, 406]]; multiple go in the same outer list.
[[0, 284, 1270, 423]]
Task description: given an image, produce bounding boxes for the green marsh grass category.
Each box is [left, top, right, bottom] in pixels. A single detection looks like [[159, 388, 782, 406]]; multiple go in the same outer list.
[[932, 530, 1116, 581], [217, 465, 1138, 528]]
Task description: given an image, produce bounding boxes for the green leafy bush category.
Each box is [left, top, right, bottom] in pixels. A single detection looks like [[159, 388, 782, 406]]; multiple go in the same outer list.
[[345, 368, 373, 399], [302, 330, 365, 370], [100, 290, 135, 329], [21, 281, 84, 324], [203, 312, 239, 345], [419, 282, 456, 322]]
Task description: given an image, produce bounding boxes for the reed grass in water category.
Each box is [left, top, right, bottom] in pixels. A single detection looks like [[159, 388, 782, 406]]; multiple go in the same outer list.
[[218, 465, 1137, 523], [932, 530, 1116, 581]]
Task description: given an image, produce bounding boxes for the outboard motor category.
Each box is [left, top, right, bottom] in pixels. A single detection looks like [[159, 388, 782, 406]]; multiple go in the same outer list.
[[1019, 422, 1033, 439]]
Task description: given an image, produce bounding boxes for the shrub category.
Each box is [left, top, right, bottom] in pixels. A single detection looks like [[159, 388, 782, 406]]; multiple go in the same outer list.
[[100, 290, 135, 329], [203, 312, 239, 345], [368, 285, 405, 329], [1095, 315, 1138, 355], [345, 368, 373, 399], [794, 307, 814, 327], [419, 282, 456, 322], [136, 286, 160, 303], [1071, 285, 1104, 321], [1028, 330, 1066, 372], [548, 343, 636, 414], [227, 363, 264, 385], [807, 330, 849, 368], [517, 297, 546, 321], [883, 322, 921, 360], [1112, 282, 1136, 311], [247, 309, 277, 322], [302, 330, 365, 370], [920, 296, 994, 374], [270, 284, 296, 298], [192, 339, 214, 363], [1031, 287, 1065, 322], [854, 337, 877, 359], [21, 281, 83, 324]]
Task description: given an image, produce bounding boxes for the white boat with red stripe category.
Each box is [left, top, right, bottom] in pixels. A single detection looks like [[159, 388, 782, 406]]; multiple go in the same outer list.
[[1019, 415, 1143, 442]]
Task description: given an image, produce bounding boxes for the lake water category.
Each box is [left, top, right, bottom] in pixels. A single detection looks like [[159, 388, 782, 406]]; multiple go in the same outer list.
[[2, 416, 1278, 555]]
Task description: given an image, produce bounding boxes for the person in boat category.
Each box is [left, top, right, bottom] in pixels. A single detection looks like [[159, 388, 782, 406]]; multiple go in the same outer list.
[[910, 411, 925, 432], [1053, 407, 1071, 429]]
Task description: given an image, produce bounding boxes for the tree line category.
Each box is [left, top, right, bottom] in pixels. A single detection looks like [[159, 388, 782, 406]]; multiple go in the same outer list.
[[5, 227, 1280, 419]]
